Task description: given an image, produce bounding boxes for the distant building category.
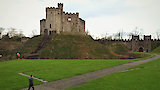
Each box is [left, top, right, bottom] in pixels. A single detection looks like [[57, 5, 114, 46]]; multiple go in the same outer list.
[[40, 3, 85, 35], [97, 35, 160, 52]]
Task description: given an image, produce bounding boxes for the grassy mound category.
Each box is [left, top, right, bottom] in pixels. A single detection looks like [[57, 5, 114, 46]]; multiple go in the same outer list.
[[105, 43, 149, 59], [18, 35, 43, 57], [0, 39, 22, 60], [111, 43, 129, 54], [12, 34, 149, 59], [39, 35, 114, 59], [0, 34, 150, 60], [152, 46, 160, 54]]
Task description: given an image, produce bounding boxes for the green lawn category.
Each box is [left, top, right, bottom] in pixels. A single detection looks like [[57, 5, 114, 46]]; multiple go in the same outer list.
[[0, 59, 132, 90], [152, 46, 160, 55], [68, 58, 160, 90]]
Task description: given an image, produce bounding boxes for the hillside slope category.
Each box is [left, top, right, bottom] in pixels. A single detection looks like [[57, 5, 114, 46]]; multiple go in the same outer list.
[[152, 46, 160, 54], [1, 34, 149, 60], [0, 37, 22, 60], [39, 35, 114, 59]]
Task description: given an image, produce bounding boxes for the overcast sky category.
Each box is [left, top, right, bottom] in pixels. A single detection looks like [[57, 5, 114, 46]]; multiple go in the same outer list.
[[0, 0, 160, 38]]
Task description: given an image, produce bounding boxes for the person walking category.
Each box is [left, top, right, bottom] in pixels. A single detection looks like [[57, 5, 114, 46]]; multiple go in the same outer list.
[[28, 75, 34, 90]]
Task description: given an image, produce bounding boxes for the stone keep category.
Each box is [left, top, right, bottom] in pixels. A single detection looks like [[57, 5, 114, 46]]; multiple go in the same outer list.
[[40, 3, 85, 35]]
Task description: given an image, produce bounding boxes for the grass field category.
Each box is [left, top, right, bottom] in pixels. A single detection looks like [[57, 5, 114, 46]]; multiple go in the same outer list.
[[68, 58, 160, 90], [152, 46, 160, 55], [0, 59, 133, 90]]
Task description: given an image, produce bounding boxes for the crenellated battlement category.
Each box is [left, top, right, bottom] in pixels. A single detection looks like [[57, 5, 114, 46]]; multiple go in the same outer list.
[[58, 3, 63, 6], [151, 39, 160, 42], [64, 12, 78, 16], [46, 7, 56, 9], [97, 39, 131, 43], [46, 3, 63, 11], [97, 38, 160, 42]]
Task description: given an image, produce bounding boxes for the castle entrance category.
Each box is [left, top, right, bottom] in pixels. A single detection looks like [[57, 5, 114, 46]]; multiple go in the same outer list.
[[139, 47, 143, 52]]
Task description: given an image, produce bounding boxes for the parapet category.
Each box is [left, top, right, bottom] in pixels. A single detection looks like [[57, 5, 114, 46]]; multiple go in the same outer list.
[[97, 39, 131, 43], [46, 7, 56, 9], [151, 39, 160, 42], [64, 12, 78, 16], [46, 3, 63, 10], [46, 7, 56, 12]]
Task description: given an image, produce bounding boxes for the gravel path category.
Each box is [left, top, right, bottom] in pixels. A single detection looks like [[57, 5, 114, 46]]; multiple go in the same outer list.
[[18, 73, 48, 83], [21, 55, 160, 90]]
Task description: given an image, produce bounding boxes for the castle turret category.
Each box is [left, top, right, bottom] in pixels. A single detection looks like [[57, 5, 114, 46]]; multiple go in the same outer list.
[[132, 35, 139, 40], [58, 3, 63, 13], [144, 35, 151, 40], [144, 35, 151, 52], [131, 35, 139, 52]]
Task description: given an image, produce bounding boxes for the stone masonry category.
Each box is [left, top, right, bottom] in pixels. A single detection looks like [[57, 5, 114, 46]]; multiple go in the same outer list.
[[40, 3, 85, 35]]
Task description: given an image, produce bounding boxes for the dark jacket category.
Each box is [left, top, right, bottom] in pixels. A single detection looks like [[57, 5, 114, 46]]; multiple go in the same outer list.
[[29, 77, 33, 85]]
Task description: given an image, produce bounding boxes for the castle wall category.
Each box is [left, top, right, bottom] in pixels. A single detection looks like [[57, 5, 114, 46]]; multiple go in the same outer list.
[[40, 19, 46, 35], [62, 13, 79, 33], [97, 35, 159, 52], [79, 18, 85, 34], [96, 39, 132, 50]]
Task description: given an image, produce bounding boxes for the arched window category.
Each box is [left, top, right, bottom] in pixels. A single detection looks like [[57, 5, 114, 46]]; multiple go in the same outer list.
[[50, 24, 52, 28]]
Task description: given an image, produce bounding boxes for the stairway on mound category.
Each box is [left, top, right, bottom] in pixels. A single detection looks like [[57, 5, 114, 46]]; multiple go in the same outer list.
[[27, 35, 52, 59]]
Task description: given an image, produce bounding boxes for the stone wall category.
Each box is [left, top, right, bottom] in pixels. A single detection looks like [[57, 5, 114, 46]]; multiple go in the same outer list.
[[40, 19, 46, 34], [97, 35, 159, 52]]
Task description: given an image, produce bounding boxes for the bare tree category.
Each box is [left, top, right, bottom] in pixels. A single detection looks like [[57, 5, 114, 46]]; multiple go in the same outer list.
[[106, 35, 112, 40], [86, 29, 90, 35], [115, 32, 121, 39], [133, 27, 140, 35], [115, 30, 125, 40], [30, 29, 38, 37], [127, 27, 143, 39], [127, 32, 134, 39], [101, 33, 108, 40], [17, 30, 25, 38], [132, 27, 143, 38], [8, 27, 17, 37], [0, 27, 5, 38]]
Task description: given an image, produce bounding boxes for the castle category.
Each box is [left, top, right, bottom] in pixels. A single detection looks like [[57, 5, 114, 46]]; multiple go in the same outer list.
[[40, 3, 85, 35], [39, 3, 160, 52], [97, 35, 160, 52]]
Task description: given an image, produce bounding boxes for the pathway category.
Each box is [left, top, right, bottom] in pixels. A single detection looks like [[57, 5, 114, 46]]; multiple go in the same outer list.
[[21, 55, 160, 90], [18, 73, 48, 83]]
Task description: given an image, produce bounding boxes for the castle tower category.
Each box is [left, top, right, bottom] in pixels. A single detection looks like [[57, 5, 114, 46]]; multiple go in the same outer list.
[[58, 3, 63, 13], [40, 3, 85, 35], [144, 35, 151, 52], [131, 35, 140, 51], [58, 3, 63, 33]]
